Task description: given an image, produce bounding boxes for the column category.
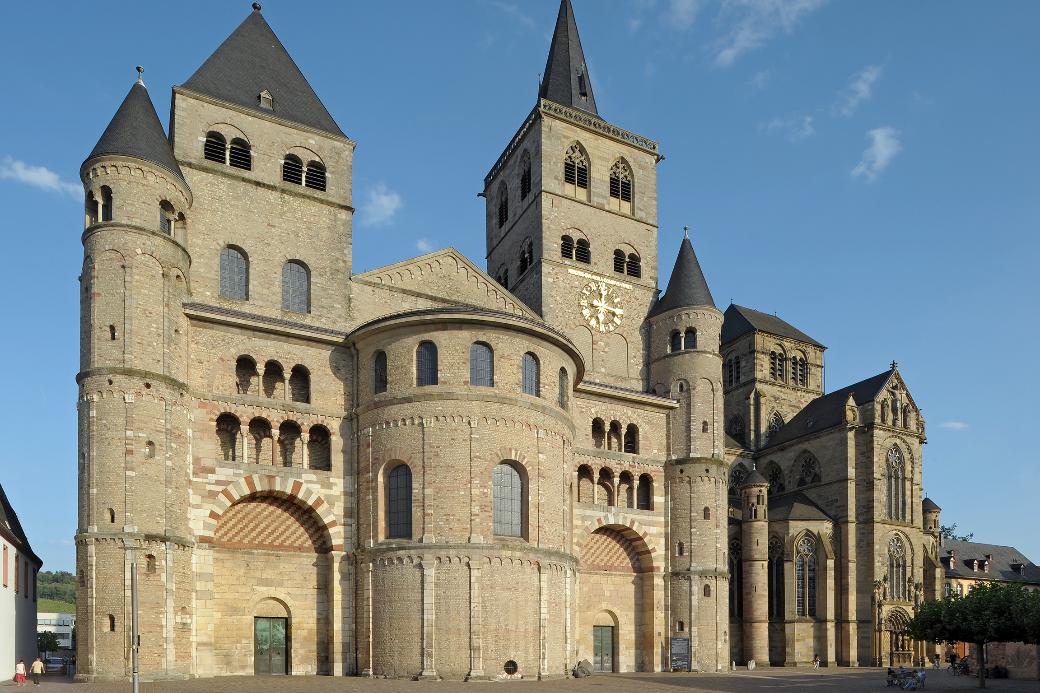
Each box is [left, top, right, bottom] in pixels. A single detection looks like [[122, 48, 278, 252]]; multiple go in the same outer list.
[[467, 561, 485, 680], [419, 559, 438, 679], [359, 562, 373, 677], [538, 564, 549, 678], [328, 551, 344, 675]]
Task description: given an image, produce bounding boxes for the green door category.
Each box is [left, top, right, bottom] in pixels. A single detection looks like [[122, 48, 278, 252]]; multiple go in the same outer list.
[[254, 617, 288, 675], [593, 625, 614, 672]]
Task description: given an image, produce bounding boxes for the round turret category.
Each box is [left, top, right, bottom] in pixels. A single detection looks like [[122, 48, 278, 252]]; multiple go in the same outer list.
[[739, 466, 769, 666], [922, 497, 941, 537]]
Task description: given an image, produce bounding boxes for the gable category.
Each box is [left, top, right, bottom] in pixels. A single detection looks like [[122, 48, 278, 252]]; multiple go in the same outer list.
[[352, 248, 540, 322]]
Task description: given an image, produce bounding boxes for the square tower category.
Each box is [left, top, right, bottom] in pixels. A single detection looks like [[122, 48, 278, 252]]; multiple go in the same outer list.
[[484, 0, 662, 389]]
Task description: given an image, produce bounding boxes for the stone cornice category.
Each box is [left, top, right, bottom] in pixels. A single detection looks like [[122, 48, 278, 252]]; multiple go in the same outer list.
[[575, 380, 678, 409], [183, 302, 347, 345]]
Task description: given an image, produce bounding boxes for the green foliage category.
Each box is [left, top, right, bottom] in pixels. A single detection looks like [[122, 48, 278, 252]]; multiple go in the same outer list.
[[37, 598, 76, 614], [939, 523, 974, 542], [37, 631, 60, 653], [37, 570, 76, 605]]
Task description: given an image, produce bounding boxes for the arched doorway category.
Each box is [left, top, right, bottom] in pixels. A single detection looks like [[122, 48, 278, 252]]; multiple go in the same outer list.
[[885, 609, 912, 667], [578, 524, 655, 672], [211, 492, 333, 675]]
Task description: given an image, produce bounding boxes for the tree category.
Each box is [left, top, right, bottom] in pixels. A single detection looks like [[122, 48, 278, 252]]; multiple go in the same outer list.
[[908, 582, 1030, 689], [939, 523, 974, 543], [37, 631, 60, 655]]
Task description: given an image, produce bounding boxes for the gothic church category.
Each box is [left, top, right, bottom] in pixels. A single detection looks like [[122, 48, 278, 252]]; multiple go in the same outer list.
[[75, 0, 942, 680]]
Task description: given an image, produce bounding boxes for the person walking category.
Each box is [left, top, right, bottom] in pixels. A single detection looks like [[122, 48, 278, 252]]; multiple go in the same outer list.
[[812, 654, 821, 670], [29, 656, 44, 686], [14, 659, 26, 686]]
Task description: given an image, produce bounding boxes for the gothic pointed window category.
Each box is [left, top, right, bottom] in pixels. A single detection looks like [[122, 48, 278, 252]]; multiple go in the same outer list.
[[282, 260, 310, 313], [888, 536, 908, 601], [386, 463, 413, 539], [795, 535, 817, 617], [496, 265, 509, 289], [765, 411, 784, 445], [766, 462, 785, 495], [613, 249, 625, 273], [519, 150, 532, 201], [768, 537, 785, 619], [609, 160, 633, 214], [796, 452, 821, 488], [575, 238, 591, 264], [282, 154, 303, 185], [497, 182, 508, 228], [729, 464, 747, 498], [560, 235, 574, 259], [470, 342, 494, 387], [729, 539, 743, 618], [886, 446, 906, 521], [219, 246, 248, 300], [563, 143, 589, 199], [519, 238, 534, 275], [305, 161, 327, 191]]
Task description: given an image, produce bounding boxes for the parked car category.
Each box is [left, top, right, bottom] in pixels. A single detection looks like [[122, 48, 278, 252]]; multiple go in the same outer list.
[[44, 657, 64, 673]]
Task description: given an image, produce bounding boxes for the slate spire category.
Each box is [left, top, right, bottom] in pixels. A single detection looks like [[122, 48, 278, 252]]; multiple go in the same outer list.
[[182, 7, 344, 137], [649, 236, 715, 316], [539, 0, 598, 115], [85, 78, 185, 184]]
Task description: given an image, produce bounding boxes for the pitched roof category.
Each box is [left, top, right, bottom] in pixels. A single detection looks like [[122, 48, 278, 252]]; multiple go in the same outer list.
[[85, 81, 185, 184], [763, 369, 893, 449], [649, 237, 715, 316], [769, 491, 833, 522], [539, 0, 598, 115], [941, 539, 1040, 585], [0, 482, 41, 565], [182, 7, 345, 137], [722, 304, 824, 348]]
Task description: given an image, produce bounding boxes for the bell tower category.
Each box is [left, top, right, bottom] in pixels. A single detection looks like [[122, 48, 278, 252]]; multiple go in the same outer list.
[[483, 0, 662, 388]]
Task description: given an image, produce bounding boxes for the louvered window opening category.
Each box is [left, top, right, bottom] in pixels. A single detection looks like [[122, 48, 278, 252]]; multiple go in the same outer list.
[[305, 162, 326, 191], [626, 254, 641, 278], [521, 352, 540, 396], [282, 261, 310, 313], [373, 351, 388, 394], [219, 247, 248, 300], [493, 463, 523, 537], [560, 235, 574, 259], [204, 133, 226, 163], [609, 177, 633, 202], [520, 158, 532, 200], [282, 156, 303, 185], [575, 239, 591, 264], [387, 464, 412, 539], [228, 140, 252, 170], [416, 341, 438, 386], [613, 250, 625, 273], [470, 343, 494, 387], [498, 194, 508, 228]]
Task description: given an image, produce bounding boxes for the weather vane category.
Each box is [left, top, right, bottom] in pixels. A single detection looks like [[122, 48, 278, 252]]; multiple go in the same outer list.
[[683, 225, 689, 239], [136, 65, 144, 85]]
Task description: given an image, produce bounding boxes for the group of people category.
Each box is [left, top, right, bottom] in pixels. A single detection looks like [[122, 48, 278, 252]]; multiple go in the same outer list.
[[12, 657, 44, 686]]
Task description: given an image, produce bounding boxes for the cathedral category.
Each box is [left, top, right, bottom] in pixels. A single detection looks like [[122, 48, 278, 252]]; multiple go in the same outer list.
[[74, 0, 944, 681]]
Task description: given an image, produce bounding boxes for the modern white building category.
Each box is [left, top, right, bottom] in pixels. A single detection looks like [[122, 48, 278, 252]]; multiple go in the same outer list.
[[1, 482, 42, 681], [37, 612, 75, 652]]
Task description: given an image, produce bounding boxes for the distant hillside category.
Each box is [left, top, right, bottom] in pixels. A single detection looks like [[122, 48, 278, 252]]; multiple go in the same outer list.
[[38, 598, 76, 614], [38, 570, 76, 605]]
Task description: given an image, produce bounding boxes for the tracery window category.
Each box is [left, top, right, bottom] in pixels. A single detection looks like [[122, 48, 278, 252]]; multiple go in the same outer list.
[[886, 446, 907, 521], [766, 462, 785, 495], [796, 453, 821, 487], [521, 352, 540, 396], [888, 536, 908, 601], [470, 342, 494, 387], [387, 464, 412, 539], [563, 143, 589, 198], [768, 537, 785, 619], [765, 411, 784, 444], [729, 538, 743, 618], [609, 159, 633, 213], [729, 464, 747, 498], [795, 535, 817, 617], [493, 462, 525, 537], [560, 235, 575, 259]]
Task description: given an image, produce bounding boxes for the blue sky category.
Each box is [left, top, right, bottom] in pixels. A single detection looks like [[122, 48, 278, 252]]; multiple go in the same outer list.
[[1, 0, 1037, 572]]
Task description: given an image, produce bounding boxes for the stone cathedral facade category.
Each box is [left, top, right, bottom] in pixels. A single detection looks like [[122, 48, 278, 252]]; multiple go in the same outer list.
[[74, 0, 945, 681]]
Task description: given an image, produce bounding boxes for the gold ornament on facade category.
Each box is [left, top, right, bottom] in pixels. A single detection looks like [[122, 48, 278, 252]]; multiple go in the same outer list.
[[580, 281, 624, 332]]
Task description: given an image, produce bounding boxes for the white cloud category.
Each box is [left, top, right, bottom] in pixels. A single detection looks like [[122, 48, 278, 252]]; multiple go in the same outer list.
[[360, 183, 402, 227], [939, 421, 969, 431], [835, 65, 882, 116], [488, 1, 535, 29], [713, 0, 828, 67], [750, 69, 773, 90], [851, 126, 901, 182], [762, 114, 815, 142], [415, 238, 433, 253], [0, 156, 80, 197], [668, 0, 701, 29]]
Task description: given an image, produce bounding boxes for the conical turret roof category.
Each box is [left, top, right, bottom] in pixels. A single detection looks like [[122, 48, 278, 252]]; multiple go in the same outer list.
[[649, 237, 715, 316], [539, 0, 598, 115], [85, 80, 185, 184], [183, 6, 345, 137]]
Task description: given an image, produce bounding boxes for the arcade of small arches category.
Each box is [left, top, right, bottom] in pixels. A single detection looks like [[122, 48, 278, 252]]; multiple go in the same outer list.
[[84, 185, 188, 240], [235, 355, 311, 402], [669, 328, 698, 353], [215, 412, 332, 471], [203, 130, 328, 193], [576, 464, 654, 510], [590, 418, 640, 453]]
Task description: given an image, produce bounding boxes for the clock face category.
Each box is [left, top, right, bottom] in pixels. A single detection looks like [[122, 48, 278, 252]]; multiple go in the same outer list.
[[580, 281, 624, 332]]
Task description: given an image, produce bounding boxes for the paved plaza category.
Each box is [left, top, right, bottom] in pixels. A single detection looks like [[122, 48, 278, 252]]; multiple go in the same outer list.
[[7, 669, 1037, 692]]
